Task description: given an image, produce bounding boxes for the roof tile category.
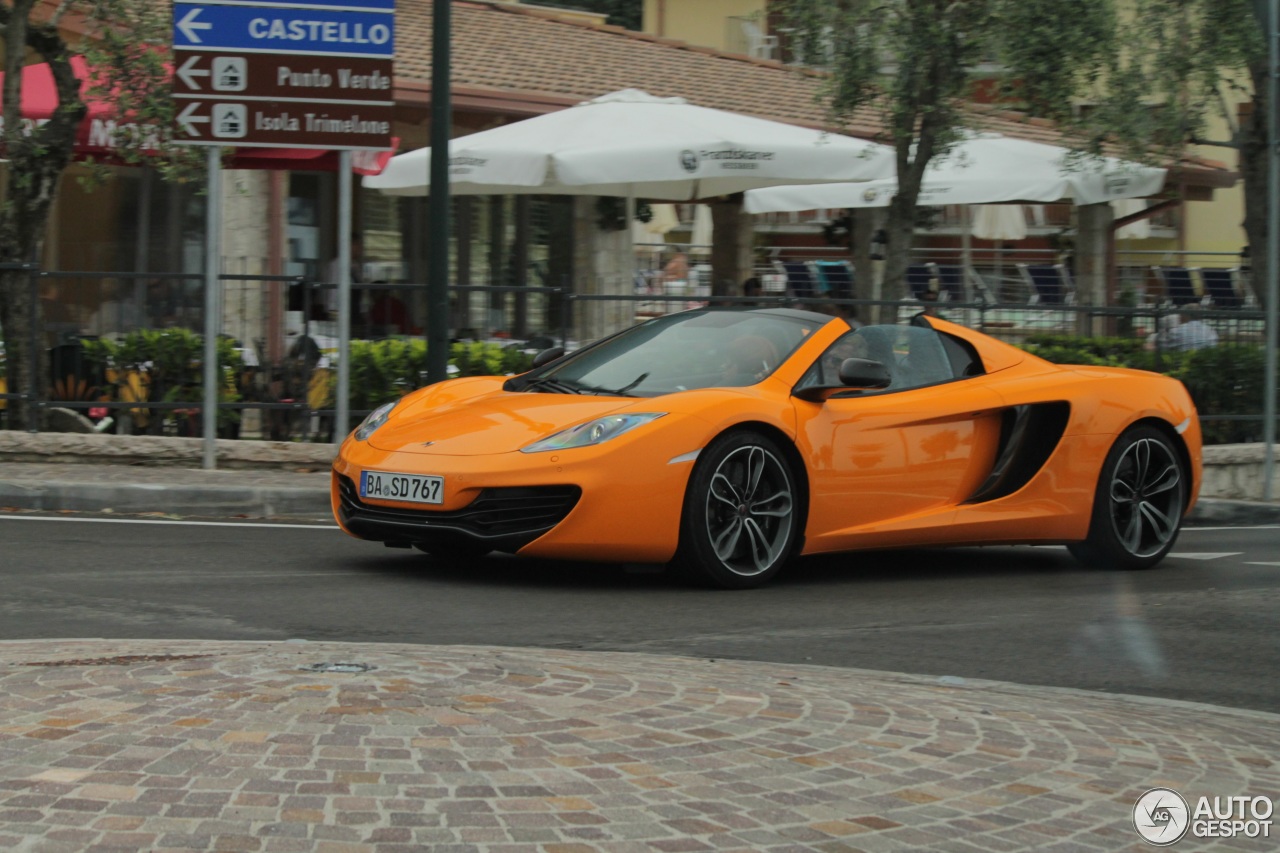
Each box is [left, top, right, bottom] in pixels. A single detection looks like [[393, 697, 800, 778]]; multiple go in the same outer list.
[[394, 1, 1232, 184]]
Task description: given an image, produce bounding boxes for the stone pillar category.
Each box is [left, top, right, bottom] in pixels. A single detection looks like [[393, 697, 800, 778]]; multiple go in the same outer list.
[[572, 196, 633, 342], [222, 170, 272, 342], [1076, 202, 1114, 335]]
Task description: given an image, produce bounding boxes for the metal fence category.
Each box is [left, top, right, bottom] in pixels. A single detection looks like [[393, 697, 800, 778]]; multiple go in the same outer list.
[[1, 264, 1274, 443]]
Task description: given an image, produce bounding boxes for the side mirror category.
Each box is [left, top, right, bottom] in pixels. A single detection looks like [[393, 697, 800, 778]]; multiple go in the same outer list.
[[838, 357, 891, 388], [531, 346, 565, 369]]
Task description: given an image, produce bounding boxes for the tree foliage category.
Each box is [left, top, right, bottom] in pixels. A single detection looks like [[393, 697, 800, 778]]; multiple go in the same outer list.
[[785, 0, 1266, 307], [1, 0, 200, 430], [784, 0, 1114, 298], [535, 0, 642, 30]]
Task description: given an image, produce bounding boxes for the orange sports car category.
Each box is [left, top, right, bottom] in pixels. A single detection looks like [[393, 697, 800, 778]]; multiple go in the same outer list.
[[332, 308, 1201, 588]]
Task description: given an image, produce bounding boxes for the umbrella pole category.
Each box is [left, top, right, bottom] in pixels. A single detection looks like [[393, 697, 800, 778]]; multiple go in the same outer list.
[[627, 192, 636, 282], [961, 205, 971, 297], [994, 240, 1003, 299]]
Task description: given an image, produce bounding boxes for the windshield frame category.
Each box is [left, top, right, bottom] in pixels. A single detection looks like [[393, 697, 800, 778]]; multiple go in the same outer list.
[[504, 308, 833, 398]]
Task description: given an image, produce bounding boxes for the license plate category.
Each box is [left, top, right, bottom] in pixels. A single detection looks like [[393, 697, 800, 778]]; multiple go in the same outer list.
[[359, 470, 444, 504]]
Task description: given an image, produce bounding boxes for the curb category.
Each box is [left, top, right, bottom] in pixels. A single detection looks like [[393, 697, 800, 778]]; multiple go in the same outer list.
[[0, 479, 332, 520], [1187, 497, 1280, 526], [2, 474, 1277, 528]]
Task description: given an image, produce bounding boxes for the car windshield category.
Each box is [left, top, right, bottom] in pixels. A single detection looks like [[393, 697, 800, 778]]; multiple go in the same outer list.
[[513, 309, 830, 397]]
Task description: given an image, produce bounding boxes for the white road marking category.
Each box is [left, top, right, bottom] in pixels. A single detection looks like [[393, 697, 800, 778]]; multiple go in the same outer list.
[[0, 515, 336, 530], [1169, 552, 1242, 560], [1245, 562, 1280, 567], [1184, 525, 1280, 531]]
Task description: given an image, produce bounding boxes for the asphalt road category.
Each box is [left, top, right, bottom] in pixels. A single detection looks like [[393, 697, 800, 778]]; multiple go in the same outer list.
[[3, 514, 1278, 713]]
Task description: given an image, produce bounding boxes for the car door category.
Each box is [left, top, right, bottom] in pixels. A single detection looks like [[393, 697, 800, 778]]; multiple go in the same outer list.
[[792, 325, 1005, 551]]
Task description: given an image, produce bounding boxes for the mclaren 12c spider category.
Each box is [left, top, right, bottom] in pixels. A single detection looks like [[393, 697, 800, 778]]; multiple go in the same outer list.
[[332, 308, 1202, 588]]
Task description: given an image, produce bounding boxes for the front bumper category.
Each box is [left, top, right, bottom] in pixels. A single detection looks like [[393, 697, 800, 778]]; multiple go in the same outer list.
[[330, 438, 695, 563], [334, 474, 580, 553]]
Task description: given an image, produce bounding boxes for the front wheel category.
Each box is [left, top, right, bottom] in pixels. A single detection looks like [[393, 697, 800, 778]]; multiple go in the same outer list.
[[1069, 425, 1186, 570], [675, 430, 801, 589]]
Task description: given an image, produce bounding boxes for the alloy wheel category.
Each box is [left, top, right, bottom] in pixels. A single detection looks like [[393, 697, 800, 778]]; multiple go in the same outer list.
[[704, 444, 795, 577], [1107, 437, 1183, 558]]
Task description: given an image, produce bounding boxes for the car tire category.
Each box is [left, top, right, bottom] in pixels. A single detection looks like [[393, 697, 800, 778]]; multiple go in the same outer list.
[[1068, 425, 1186, 570], [676, 430, 801, 589]]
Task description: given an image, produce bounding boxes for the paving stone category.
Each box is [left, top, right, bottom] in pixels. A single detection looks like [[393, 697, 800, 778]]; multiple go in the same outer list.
[[0, 639, 1276, 852]]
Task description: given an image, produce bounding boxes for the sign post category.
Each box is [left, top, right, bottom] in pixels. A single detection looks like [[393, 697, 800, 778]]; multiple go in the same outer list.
[[172, 0, 394, 464]]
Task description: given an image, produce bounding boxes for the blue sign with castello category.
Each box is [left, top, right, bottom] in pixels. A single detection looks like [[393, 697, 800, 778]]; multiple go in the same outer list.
[[173, 3, 395, 57]]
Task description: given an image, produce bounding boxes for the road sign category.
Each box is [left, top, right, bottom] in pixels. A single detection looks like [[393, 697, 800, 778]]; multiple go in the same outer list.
[[173, 0, 394, 149], [176, 53, 392, 100], [176, 99, 393, 147], [174, 4, 394, 57]]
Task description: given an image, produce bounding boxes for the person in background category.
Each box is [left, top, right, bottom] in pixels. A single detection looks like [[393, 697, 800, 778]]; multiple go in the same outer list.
[[39, 280, 79, 346], [741, 276, 764, 307], [917, 289, 944, 318], [368, 283, 417, 335], [324, 233, 367, 327], [85, 280, 143, 337], [661, 250, 689, 284], [1146, 308, 1219, 352], [831, 302, 863, 328]]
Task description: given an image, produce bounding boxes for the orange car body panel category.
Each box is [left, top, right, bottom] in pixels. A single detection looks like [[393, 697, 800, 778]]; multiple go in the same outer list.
[[333, 313, 1203, 562]]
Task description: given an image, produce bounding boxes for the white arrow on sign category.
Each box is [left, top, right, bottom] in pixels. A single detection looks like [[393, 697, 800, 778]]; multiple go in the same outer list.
[[177, 8, 212, 43], [177, 55, 210, 90], [178, 102, 210, 137]]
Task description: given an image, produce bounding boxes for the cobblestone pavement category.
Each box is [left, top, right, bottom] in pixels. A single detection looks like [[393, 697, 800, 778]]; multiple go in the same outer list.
[[1, 640, 1276, 852]]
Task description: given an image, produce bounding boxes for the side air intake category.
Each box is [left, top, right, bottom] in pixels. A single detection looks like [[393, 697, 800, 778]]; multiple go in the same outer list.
[[966, 402, 1070, 504]]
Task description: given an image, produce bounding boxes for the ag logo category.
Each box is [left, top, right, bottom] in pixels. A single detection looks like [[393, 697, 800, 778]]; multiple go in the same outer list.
[[1133, 787, 1190, 845], [679, 149, 699, 173]]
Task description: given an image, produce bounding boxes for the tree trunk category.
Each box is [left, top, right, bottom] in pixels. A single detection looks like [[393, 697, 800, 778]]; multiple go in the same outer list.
[[0, 3, 87, 429], [1241, 59, 1269, 311], [882, 204, 917, 307], [851, 209, 875, 308], [709, 194, 751, 298], [0, 269, 42, 430]]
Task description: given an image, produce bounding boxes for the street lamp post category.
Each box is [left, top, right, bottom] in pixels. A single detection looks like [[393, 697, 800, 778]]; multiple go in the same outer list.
[[427, 0, 452, 384]]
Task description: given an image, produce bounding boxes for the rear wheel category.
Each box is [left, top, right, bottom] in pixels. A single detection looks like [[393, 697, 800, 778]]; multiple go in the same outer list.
[[676, 430, 801, 589], [1068, 426, 1186, 570]]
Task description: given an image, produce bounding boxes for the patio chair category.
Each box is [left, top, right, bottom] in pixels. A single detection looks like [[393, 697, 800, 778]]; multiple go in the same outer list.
[[1018, 264, 1074, 305], [905, 264, 934, 300], [1199, 268, 1243, 309], [1153, 266, 1203, 307], [928, 263, 966, 302], [814, 260, 854, 300], [779, 260, 818, 299]]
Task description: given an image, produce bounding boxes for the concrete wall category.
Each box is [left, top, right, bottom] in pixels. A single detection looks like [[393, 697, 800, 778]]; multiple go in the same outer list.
[[2, 432, 1276, 504], [642, 0, 767, 50]]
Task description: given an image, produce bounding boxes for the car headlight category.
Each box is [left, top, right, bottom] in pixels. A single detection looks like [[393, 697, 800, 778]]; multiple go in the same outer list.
[[522, 413, 666, 453], [353, 400, 398, 441]]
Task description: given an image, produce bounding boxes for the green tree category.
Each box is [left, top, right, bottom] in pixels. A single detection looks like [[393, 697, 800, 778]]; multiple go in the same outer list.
[[1, 0, 198, 430], [785, 1, 1275, 309], [536, 0, 642, 30], [784, 0, 1118, 301]]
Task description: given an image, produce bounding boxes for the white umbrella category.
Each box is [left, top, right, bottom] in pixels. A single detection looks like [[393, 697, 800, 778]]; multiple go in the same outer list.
[[743, 132, 1166, 213], [366, 88, 894, 200], [1112, 198, 1153, 240], [971, 204, 1028, 241], [971, 204, 1028, 291]]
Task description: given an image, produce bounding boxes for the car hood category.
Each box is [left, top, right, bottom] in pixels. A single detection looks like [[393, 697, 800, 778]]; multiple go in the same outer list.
[[367, 381, 637, 456]]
